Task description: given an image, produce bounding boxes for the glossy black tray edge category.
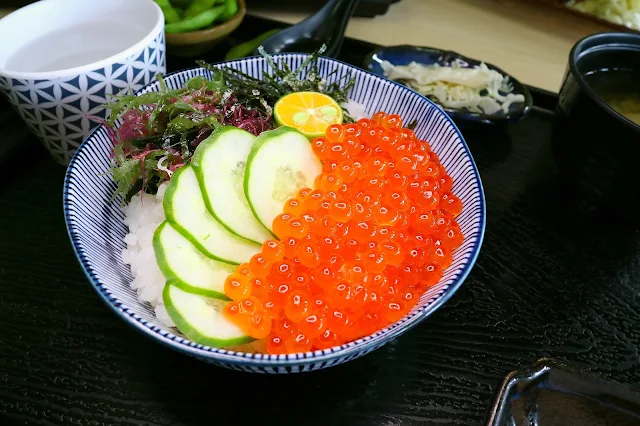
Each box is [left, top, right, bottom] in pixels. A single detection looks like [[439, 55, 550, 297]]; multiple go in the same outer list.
[[485, 357, 640, 426]]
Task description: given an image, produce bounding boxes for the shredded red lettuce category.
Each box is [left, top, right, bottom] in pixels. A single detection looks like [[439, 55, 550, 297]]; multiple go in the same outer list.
[[220, 96, 271, 136], [99, 80, 274, 201], [118, 110, 152, 143], [103, 46, 354, 201]]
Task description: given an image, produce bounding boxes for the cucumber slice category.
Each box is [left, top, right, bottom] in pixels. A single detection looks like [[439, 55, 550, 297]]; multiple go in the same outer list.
[[163, 283, 253, 348], [192, 126, 273, 244], [163, 165, 260, 265], [244, 126, 323, 232], [153, 221, 235, 300]]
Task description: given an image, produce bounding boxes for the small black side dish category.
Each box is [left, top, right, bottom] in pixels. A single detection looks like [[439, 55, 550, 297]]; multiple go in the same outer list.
[[486, 358, 640, 426], [363, 45, 533, 125]]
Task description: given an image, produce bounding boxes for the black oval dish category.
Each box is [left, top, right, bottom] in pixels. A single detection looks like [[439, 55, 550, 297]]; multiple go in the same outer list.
[[486, 358, 640, 426], [363, 45, 533, 125]]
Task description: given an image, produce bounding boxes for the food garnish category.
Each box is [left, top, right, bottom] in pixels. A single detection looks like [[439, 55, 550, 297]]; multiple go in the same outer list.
[[273, 92, 344, 138], [162, 164, 260, 264], [197, 45, 355, 121], [103, 45, 355, 202], [242, 126, 323, 232], [191, 126, 274, 244], [381, 59, 525, 115]]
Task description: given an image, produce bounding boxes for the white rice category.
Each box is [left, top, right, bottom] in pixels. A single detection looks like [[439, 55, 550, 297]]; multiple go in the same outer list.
[[121, 183, 175, 327], [120, 191, 266, 352]]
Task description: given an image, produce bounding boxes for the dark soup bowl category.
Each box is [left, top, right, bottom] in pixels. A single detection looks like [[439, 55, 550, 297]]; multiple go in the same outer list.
[[553, 32, 640, 219]]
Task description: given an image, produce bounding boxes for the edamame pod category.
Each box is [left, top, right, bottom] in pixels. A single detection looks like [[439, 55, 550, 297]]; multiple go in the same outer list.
[[224, 29, 281, 61], [184, 0, 222, 19], [164, 6, 225, 33], [154, 0, 182, 24], [221, 0, 238, 20]]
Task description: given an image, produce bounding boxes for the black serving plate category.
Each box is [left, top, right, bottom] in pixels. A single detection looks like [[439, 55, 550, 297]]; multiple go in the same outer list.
[[363, 44, 533, 125], [486, 358, 640, 426]]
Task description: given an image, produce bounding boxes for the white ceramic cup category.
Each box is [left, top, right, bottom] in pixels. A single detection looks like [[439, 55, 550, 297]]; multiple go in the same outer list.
[[0, 0, 166, 165]]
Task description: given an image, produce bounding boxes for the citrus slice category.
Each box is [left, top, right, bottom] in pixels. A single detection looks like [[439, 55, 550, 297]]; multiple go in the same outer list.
[[274, 92, 343, 138]]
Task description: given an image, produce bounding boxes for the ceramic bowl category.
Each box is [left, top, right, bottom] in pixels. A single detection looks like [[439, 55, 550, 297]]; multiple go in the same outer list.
[[63, 54, 486, 373], [165, 0, 246, 58], [553, 32, 640, 221], [0, 0, 166, 166], [363, 45, 532, 125]]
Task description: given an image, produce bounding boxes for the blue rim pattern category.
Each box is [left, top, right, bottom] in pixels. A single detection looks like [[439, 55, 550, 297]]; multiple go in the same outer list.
[[63, 55, 486, 373]]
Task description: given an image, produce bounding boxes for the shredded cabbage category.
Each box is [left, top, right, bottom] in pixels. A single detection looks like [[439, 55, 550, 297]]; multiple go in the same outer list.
[[381, 59, 525, 115], [157, 155, 172, 177], [567, 0, 640, 30], [341, 99, 367, 121]]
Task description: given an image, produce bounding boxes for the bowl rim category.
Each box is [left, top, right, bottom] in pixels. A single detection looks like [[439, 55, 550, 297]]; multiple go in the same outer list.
[[569, 31, 640, 134], [0, 0, 164, 80], [164, 0, 246, 43], [63, 54, 486, 367], [362, 44, 534, 125]]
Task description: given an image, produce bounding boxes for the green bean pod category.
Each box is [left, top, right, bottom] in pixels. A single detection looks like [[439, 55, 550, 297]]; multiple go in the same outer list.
[[184, 0, 222, 19], [221, 0, 238, 20], [224, 29, 282, 61], [164, 6, 225, 33], [154, 0, 182, 24]]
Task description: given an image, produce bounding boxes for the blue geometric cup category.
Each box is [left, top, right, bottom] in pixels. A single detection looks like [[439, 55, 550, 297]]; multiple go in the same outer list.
[[0, 0, 166, 165]]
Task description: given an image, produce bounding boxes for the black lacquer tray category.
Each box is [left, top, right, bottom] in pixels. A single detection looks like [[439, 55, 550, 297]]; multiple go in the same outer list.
[[487, 358, 640, 426], [2, 15, 640, 426]]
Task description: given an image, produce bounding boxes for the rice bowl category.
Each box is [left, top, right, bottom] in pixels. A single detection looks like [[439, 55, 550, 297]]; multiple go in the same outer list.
[[63, 54, 485, 372]]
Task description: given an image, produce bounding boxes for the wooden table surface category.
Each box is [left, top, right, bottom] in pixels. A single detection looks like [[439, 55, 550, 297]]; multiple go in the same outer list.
[[250, 0, 613, 93], [0, 0, 610, 92], [0, 0, 612, 91]]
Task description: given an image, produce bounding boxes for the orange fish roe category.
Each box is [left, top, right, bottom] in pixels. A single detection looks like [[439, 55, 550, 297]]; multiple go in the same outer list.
[[224, 112, 464, 354]]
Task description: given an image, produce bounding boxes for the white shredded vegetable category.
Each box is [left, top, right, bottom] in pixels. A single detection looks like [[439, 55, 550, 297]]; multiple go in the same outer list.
[[341, 99, 367, 121], [567, 0, 640, 30], [157, 155, 172, 177], [380, 59, 525, 115]]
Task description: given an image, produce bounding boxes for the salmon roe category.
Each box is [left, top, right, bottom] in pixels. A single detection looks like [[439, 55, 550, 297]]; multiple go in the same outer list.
[[223, 112, 464, 354]]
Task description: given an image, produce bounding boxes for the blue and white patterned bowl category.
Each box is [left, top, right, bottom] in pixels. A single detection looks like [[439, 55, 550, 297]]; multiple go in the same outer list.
[[63, 55, 486, 373], [0, 0, 166, 165]]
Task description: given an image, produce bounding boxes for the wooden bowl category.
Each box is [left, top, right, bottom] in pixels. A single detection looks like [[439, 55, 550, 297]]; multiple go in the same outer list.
[[165, 0, 246, 57]]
